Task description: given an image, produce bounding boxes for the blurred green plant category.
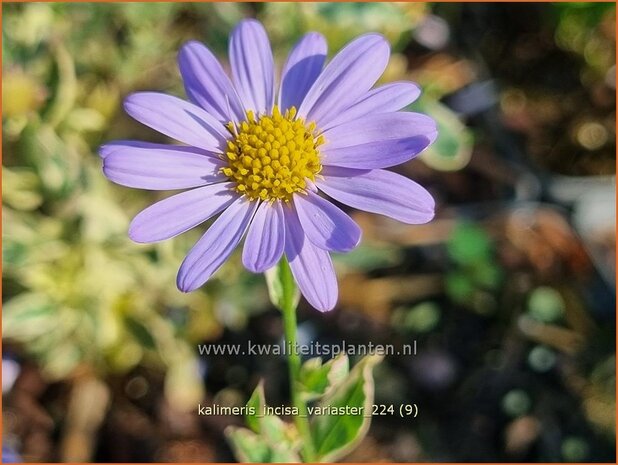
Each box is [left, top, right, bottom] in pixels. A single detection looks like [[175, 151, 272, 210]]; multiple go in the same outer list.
[[413, 97, 474, 172], [262, 3, 428, 52], [527, 286, 565, 324], [502, 389, 532, 418], [392, 301, 441, 334], [528, 345, 557, 372], [553, 2, 615, 78], [445, 222, 504, 314], [2, 2, 260, 412]]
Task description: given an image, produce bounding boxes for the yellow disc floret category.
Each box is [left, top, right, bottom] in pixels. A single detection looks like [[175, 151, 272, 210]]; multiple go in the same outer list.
[[222, 105, 324, 202]]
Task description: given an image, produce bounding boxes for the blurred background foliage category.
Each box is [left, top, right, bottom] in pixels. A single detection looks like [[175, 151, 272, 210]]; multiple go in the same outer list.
[[2, 2, 616, 463]]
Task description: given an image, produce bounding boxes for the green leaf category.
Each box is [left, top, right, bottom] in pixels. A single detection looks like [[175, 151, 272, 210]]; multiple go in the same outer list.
[[245, 382, 296, 447], [325, 354, 350, 388], [3, 293, 58, 340], [2, 167, 43, 211], [299, 354, 350, 401], [268, 444, 302, 463], [246, 382, 266, 433], [225, 427, 301, 463], [310, 355, 382, 462], [299, 358, 330, 400], [413, 99, 474, 172], [45, 43, 77, 127], [259, 414, 289, 445], [225, 427, 271, 463], [42, 342, 81, 380], [19, 123, 80, 199]]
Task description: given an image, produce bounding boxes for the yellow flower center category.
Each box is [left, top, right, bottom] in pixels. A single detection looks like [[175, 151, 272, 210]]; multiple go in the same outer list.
[[221, 106, 324, 202]]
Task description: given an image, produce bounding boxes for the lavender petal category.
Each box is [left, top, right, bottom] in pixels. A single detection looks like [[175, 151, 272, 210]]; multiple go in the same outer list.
[[293, 191, 361, 252], [317, 166, 435, 224], [102, 142, 225, 190], [321, 112, 437, 169], [279, 32, 327, 112], [124, 92, 228, 152], [178, 40, 245, 123], [229, 19, 275, 114], [298, 34, 390, 127], [284, 206, 338, 312], [242, 200, 285, 273], [129, 183, 237, 243], [322, 81, 421, 130], [177, 197, 258, 292]]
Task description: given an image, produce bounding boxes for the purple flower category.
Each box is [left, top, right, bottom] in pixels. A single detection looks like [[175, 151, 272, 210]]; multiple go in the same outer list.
[[100, 19, 437, 312]]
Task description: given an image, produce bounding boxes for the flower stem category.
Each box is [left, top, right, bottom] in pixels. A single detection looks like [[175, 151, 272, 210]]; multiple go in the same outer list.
[[279, 258, 316, 462]]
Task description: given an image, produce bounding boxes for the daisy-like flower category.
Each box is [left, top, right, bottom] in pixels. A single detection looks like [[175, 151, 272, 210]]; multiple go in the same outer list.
[[100, 19, 437, 312]]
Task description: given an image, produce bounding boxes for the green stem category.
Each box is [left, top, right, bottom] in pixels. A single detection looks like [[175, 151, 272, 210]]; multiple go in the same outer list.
[[279, 258, 316, 462]]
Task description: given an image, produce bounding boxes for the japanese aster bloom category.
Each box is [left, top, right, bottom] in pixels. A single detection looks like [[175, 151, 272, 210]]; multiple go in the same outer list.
[[100, 19, 437, 312]]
